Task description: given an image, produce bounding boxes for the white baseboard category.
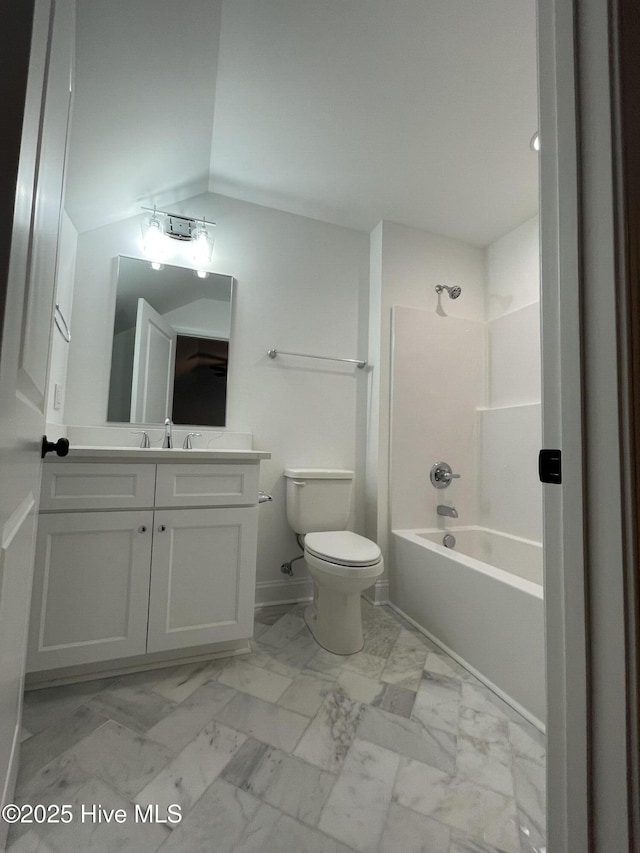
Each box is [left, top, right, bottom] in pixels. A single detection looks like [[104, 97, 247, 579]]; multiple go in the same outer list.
[[255, 577, 313, 608], [362, 579, 389, 606], [388, 601, 545, 733]]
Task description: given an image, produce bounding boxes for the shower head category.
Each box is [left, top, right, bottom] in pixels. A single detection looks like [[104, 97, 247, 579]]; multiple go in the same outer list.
[[435, 284, 462, 299]]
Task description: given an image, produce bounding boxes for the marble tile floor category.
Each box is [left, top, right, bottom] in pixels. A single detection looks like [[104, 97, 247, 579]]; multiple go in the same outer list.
[[9, 601, 546, 853]]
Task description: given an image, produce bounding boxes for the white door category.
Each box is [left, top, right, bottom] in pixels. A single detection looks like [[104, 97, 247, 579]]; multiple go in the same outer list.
[[146, 507, 258, 652], [27, 511, 153, 672], [130, 297, 176, 423], [0, 0, 73, 823]]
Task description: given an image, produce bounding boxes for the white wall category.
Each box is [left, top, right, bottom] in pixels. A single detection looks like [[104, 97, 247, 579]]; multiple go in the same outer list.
[[480, 216, 542, 542], [65, 191, 369, 601]]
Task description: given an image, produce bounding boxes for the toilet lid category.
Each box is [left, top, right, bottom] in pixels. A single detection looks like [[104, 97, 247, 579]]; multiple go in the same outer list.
[[304, 531, 382, 567]]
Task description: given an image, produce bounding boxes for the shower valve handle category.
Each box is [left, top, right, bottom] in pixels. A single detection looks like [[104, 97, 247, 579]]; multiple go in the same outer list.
[[430, 462, 461, 489]]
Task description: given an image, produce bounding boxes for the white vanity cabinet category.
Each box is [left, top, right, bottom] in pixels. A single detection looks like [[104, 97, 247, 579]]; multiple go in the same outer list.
[[27, 454, 265, 675]]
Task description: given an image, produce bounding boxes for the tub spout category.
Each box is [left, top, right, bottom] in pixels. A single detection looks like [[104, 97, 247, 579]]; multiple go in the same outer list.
[[437, 504, 458, 518]]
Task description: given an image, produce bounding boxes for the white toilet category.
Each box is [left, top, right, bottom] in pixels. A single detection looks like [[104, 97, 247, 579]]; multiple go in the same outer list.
[[284, 468, 384, 655]]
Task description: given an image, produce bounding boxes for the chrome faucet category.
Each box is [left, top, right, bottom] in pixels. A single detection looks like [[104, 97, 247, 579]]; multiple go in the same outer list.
[[162, 418, 173, 449], [437, 505, 458, 518], [182, 432, 202, 450]]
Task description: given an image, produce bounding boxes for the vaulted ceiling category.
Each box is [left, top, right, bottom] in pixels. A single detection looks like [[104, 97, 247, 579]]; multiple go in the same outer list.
[[65, 0, 538, 247]]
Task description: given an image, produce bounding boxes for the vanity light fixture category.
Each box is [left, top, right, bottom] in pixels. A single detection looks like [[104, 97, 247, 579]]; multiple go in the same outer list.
[[140, 207, 216, 263], [195, 270, 209, 279], [150, 262, 164, 271], [530, 132, 540, 152]]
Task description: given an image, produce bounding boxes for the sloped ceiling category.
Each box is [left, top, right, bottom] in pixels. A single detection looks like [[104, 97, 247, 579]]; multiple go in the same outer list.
[[65, 0, 538, 247]]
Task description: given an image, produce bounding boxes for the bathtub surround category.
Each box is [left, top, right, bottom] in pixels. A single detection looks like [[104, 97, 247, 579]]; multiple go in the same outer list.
[[390, 306, 484, 530], [482, 217, 541, 541], [10, 601, 546, 853]]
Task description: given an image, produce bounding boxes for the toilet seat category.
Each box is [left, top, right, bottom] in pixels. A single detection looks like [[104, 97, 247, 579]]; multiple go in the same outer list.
[[304, 530, 382, 569]]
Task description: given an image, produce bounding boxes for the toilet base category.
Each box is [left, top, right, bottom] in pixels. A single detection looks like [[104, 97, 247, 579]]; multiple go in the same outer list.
[[303, 589, 365, 656]]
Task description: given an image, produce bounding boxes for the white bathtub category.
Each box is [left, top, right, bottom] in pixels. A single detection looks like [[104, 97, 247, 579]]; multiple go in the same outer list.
[[391, 526, 545, 727]]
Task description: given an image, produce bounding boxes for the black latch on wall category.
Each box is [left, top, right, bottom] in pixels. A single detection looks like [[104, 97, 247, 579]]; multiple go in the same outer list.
[[539, 449, 562, 484]]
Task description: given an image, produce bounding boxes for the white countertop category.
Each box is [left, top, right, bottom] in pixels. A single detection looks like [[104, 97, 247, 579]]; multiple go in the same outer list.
[[47, 446, 271, 462]]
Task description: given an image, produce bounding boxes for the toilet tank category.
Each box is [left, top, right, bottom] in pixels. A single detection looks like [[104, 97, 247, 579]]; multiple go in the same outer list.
[[284, 468, 354, 533]]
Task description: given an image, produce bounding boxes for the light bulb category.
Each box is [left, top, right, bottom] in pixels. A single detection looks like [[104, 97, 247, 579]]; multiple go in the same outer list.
[[150, 262, 164, 271], [141, 213, 165, 258], [195, 270, 209, 279], [191, 224, 214, 264], [530, 132, 540, 152]]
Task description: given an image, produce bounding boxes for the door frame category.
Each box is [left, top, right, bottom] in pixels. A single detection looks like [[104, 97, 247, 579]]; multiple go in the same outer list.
[[0, 3, 35, 347], [539, 0, 638, 849]]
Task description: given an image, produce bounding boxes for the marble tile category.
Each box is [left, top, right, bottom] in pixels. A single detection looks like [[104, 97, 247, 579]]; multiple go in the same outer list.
[[278, 673, 334, 717], [258, 612, 307, 649], [305, 649, 347, 679], [87, 684, 176, 734], [456, 734, 514, 798], [508, 720, 546, 765], [135, 719, 246, 815], [36, 777, 169, 853], [253, 620, 270, 639], [230, 744, 336, 826], [294, 689, 364, 773], [233, 802, 355, 853], [146, 682, 237, 752], [7, 830, 56, 853], [411, 671, 462, 735], [110, 667, 170, 690], [459, 707, 510, 745], [158, 778, 261, 853], [17, 706, 109, 784], [342, 651, 387, 680], [372, 684, 417, 719], [67, 720, 174, 799], [21, 679, 112, 736], [394, 759, 520, 853], [218, 659, 292, 702], [336, 669, 385, 704], [449, 833, 510, 853], [361, 602, 400, 628], [15, 750, 90, 804], [249, 635, 319, 679], [215, 692, 309, 752], [254, 604, 296, 626], [395, 627, 438, 652], [460, 683, 512, 723], [361, 619, 401, 659], [380, 642, 429, 690], [380, 802, 451, 853], [151, 659, 227, 703], [424, 652, 471, 681], [221, 738, 270, 788], [513, 755, 546, 845], [318, 738, 400, 852], [10, 753, 92, 848], [357, 706, 456, 774]]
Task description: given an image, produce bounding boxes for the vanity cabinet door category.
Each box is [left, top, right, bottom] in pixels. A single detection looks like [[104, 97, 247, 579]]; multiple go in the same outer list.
[[146, 507, 258, 652], [27, 511, 153, 672]]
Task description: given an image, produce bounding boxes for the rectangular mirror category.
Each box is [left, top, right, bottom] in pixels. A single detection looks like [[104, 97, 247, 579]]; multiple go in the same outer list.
[[107, 256, 233, 426]]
